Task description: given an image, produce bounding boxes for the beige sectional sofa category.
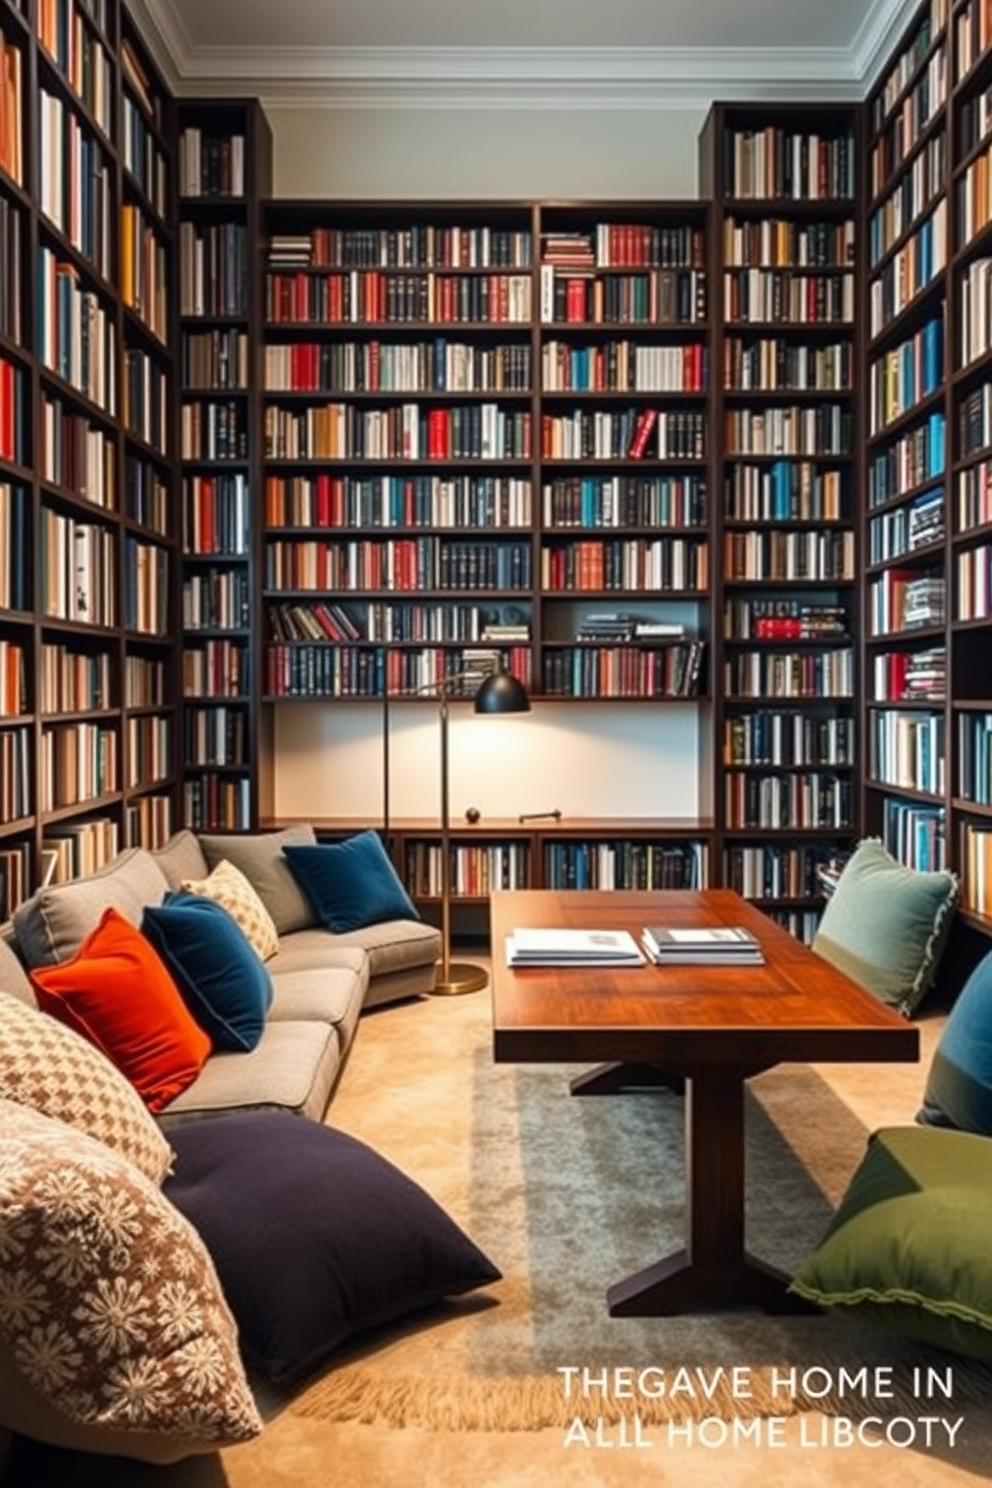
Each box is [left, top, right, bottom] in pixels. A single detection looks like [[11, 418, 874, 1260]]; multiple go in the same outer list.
[[2, 824, 441, 1126]]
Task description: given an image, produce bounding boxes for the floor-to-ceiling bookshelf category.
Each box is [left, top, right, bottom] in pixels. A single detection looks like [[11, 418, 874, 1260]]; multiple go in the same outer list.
[[0, 0, 179, 919], [699, 101, 862, 940]]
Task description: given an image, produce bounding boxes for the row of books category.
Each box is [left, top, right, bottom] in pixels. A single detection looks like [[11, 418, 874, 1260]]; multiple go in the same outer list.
[[722, 338, 852, 395], [724, 649, 853, 699], [182, 567, 252, 632], [263, 643, 529, 700], [264, 537, 533, 594], [723, 599, 848, 641], [724, 771, 853, 830], [722, 217, 854, 268], [867, 487, 945, 565], [41, 392, 116, 508], [269, 225, 533, 271], [724, 711, 854, 766], [542, 408, 705, 462], [263, 402, 533, 463], [540, 537, 708, 594], [867, 412, 945, 508], [265, 270, 533, 327], [264, 340, 532, 395], [723, 529, 854, 582], [723, 269, 854, 325], [264, 472, 532, 532], [542, 473, 707, 529]]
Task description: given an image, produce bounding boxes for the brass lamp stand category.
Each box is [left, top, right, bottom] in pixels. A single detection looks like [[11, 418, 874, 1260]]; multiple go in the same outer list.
[[426, 667, 530, 995]]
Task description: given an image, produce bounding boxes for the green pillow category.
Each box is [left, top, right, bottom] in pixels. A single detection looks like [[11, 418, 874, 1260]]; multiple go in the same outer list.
[[790, 1125, 992, 1362], [811, 838, 958, 1016]]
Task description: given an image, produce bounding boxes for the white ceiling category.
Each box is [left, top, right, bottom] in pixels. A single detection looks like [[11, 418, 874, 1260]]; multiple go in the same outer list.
[[131, 0, 916, 105]]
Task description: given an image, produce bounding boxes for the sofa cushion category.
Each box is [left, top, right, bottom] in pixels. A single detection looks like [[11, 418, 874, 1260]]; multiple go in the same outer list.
[[29, 908, 211, 1114], [269, 968, 365, 1051], [0, 992, 174, 1184], [13, 847, 170, 968], [164, 1110, 502, 1385], [156, 1019, 341, 1128], [142, 893, 274, 1053], [284, 831, 418, 933], [271, 920, 440, 985], [0, 933, 36, 1006], [180, 857, 279, 961], [918, 947, 992, 1135], [0, 1101, 262, 1460], [151, 827, 210, 888], [811, 838, 958, 1015], [790, 1125, 992, 1362], [199, 825, 317, 935]]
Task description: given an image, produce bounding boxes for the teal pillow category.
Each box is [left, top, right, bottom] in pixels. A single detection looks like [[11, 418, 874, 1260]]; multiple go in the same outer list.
[[790, 1125, 992, 1361], [811, 838, 958, 1015], [142, 893, 273, 1053], [284, 832, 418, 934], [918, 949, 992, 1135]]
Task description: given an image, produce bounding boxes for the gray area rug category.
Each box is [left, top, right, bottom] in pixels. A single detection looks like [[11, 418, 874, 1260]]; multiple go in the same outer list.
[[290, 992, 992, 1431]]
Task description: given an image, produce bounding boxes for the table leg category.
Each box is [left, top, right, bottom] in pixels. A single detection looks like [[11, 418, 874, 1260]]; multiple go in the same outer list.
[[607, 1065, 816, 1316]]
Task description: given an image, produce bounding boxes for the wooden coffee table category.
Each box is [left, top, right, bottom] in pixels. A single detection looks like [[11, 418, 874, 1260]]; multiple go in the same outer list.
[[490, 887, 919, 1316]]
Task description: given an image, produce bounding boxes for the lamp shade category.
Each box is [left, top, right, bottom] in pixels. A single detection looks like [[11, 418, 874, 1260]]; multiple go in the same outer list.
[[473, 671, 531, 715]]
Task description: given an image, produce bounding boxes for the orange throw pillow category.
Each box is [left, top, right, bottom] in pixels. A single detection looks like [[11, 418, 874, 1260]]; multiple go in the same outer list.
[[30, 907, 211, 1113]]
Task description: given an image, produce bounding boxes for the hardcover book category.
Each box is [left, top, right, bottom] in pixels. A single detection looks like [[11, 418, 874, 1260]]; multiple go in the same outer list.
[[641, 925, 764, 964], [505, 928, 645, 966]]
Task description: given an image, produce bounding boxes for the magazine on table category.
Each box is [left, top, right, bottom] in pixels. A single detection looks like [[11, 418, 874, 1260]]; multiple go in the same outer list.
[[505, 928, 645, 966], [641, 924, 765, 965]]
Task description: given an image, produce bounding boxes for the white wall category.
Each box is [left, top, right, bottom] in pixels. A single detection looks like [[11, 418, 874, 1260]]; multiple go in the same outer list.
[[264, 100, 711, 821], [266, 104, 705, 200]]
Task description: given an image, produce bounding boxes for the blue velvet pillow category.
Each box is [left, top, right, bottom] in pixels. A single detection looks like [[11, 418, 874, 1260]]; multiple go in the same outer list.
[[283, 831, 418, 933], [164, 1110, 501, 1384], [918, 948, 992, 1136], [141, 893, 273, 1053]]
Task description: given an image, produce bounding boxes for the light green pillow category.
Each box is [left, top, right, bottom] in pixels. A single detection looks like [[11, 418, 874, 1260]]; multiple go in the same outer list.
[[790, 1125, 992, 1362], [811, 838, 957, 1016]]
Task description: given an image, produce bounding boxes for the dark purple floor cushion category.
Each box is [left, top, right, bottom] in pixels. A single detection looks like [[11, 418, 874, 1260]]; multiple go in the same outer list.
[[164, 1110, 501, 1385]]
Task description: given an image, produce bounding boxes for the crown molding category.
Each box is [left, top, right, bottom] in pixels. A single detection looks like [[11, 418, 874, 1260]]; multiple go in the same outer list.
[[139, 0, 909, 108], [851, 0, 922, 92]]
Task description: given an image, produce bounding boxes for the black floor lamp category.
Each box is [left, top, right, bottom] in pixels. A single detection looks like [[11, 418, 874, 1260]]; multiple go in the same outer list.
[[426, 667, 531, 995]]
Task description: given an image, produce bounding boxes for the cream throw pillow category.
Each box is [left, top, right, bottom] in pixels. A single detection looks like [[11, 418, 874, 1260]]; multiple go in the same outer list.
[[0, 1100, 262, 1456], [181, 858, 279, 961], [0, 993, 174, 1185]]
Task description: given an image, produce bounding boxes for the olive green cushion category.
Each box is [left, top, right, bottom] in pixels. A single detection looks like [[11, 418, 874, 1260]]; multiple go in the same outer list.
[[811, 838, 958, 1015], [790, 1125, 992, 1361]]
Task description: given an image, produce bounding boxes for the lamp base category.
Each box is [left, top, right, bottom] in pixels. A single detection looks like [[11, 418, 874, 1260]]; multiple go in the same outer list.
[[430, 961, 489, 996]]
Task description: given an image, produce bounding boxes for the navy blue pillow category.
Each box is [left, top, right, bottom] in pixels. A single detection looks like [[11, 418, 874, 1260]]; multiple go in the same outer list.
[[918, 949, 992, 1135], [164, 1110, 501, 1384], [284, 831, 418, 933], [141, 892, 273, 1053]]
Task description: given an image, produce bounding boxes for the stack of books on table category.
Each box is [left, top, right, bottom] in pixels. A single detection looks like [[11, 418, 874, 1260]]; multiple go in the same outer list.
[[640, 925, 764, 965], [505, 928, 645, 967]]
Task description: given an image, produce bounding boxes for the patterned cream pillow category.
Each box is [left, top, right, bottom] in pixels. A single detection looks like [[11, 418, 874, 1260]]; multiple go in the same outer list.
[[181, 858, 279, 961], [0, 993, 174, 1185], [0, 1100, 262, 1453]]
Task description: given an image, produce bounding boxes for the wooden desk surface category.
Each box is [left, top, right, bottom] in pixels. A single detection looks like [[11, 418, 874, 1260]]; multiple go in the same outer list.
[[490, 888, 920, 1069]]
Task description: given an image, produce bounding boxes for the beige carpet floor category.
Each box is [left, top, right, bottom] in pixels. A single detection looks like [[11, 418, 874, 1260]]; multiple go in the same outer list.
[[7, 975, 992, 1488]]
